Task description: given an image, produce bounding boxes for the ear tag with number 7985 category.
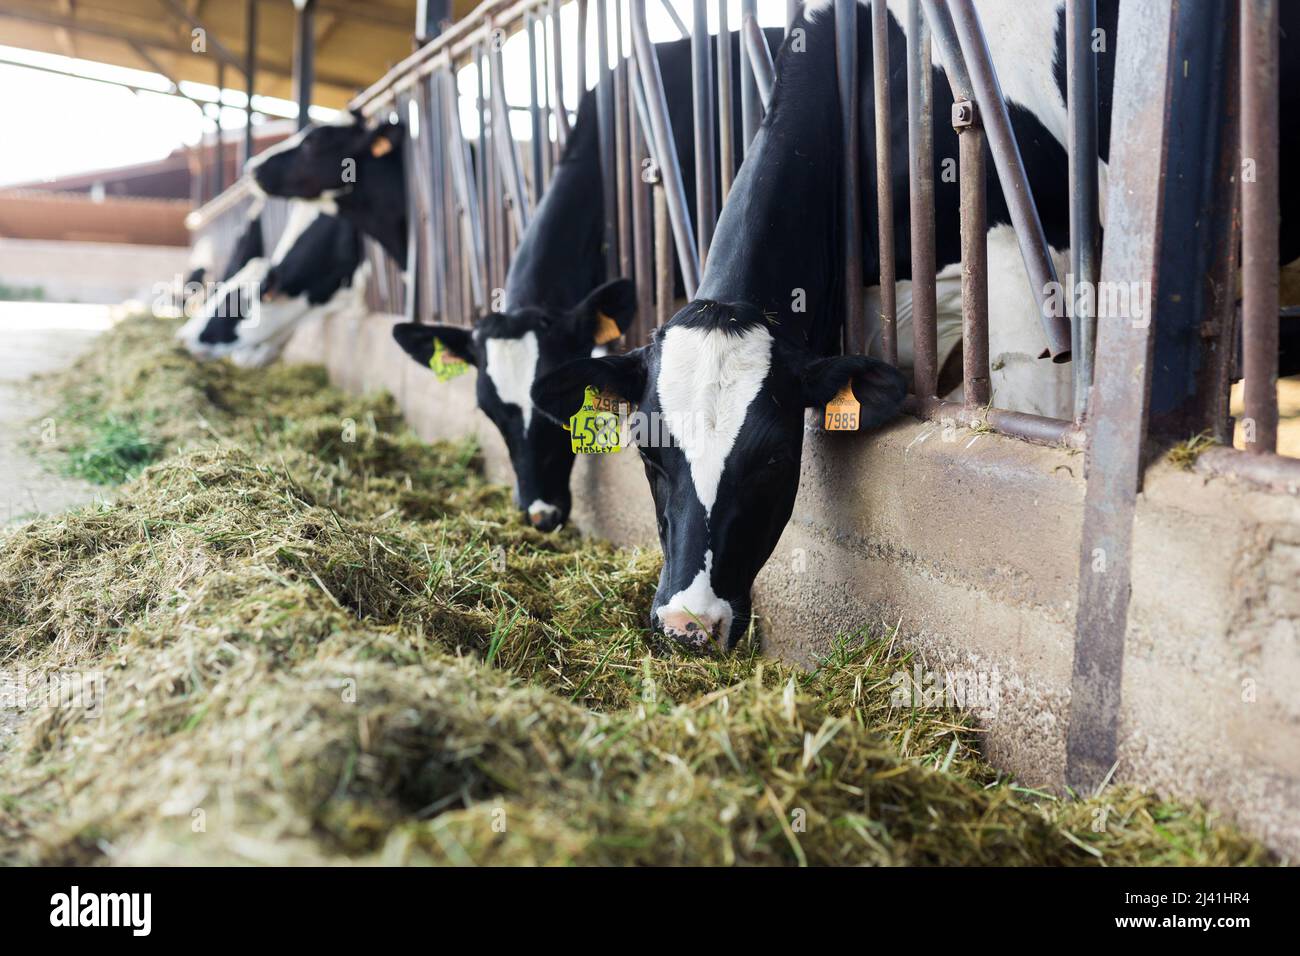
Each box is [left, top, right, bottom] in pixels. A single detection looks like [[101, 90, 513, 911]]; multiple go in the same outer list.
[[824, 381, 861, 431]]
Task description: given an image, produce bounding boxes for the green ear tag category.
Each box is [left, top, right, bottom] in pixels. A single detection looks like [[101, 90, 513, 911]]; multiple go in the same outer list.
[[429, 337, 469, 382], [570, 385, 623, 454]]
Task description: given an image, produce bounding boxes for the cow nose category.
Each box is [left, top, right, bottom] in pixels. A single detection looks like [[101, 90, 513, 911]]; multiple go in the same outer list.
[[657, 609, 723, 650], [526, 501, 562, 532]]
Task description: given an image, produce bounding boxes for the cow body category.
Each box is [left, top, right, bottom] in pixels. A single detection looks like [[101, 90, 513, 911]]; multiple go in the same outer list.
[[180, 199, 367, 368]]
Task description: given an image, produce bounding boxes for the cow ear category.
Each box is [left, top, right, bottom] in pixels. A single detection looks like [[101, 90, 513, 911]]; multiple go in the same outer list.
[[368, 120, 405, 159], [799, 354, 909, 431], [532, 349, 648, 425], [392, 323, 477, 367], [571, 278, 637, 346]]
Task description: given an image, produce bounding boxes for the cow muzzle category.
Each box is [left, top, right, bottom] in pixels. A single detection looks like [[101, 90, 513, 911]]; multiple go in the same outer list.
[[657, 608, 727, 652]]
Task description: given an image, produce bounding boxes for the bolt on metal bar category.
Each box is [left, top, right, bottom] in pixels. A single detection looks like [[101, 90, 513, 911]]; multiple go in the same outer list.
[[740, 0, 761, 153], [550, 0, 570, 145], [836, 0, 865, 354], [1067, 0, 1100, 420], [907, 0, 938, 397], [693, 0, 718, 266], [631, 0, 701, 297], [1240, 0, 1280, 453], [872, 0, 897, 366], [717, 0, 736, 202], [946, 0, 1071, 361], [923, 0, 988, 404], [488, 30, 531, 237], [743, 14, 775, 110]]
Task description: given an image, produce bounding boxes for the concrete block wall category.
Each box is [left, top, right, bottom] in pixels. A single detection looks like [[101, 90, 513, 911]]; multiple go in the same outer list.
[[283, 309, 1300, 856]]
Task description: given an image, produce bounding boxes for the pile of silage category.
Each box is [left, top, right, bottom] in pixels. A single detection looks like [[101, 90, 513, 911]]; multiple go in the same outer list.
[[0, 314, 1271, 865]]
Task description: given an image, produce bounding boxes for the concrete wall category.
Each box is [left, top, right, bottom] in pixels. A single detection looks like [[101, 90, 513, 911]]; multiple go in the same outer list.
[[284, 309, 1300, 856], [0, 239, 189, 305]]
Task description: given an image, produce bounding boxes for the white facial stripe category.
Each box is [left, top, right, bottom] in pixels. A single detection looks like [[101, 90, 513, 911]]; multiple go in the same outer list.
[[656, 323, 773, 515], [656, 551, 733, 634], [484, 332, 540, 430]]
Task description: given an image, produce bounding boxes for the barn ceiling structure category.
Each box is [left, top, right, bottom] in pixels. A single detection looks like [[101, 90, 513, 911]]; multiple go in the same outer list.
[[0, 0, 478, 110]]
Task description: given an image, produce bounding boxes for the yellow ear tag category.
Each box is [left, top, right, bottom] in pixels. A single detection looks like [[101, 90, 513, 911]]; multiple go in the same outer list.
[[370, 135, 394, 158], [429, 337, 469, 382], [569, 385, 623, 454], [594, 311, 622, 346], [824, 381, 861, 431]]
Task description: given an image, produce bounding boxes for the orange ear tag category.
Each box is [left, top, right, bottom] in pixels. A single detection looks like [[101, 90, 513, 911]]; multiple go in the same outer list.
[[824, 382, 861, 431], [370, 136, 394, 158], [594, 311, 622, 346]]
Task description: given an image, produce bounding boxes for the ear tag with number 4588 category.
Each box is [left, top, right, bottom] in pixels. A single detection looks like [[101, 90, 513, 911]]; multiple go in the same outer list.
[[569, 385, 623, 454], [824, 381, 861, 431], [429, 337, 469, 382]]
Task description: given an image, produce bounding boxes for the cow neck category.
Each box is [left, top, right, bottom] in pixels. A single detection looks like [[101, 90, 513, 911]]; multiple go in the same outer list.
[[503, 88, 604, 313], [694, 9, 844, 358], [336, 151, 407, 266]]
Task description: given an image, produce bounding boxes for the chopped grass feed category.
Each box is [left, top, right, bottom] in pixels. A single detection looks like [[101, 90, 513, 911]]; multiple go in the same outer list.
[[0, 314, 1273, 865]]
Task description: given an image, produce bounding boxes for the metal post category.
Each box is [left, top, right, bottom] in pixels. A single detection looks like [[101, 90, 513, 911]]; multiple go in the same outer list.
[[489, 32, 531, 236], [244, 0, 257, 165], [527, 12, 545, 204], [1241, 0, 1280, 453], [631, 56, 655, 342], [577, 0, 588, 94], [873, 0, 896, 366], [692, 0, 717, 266], [717, 0, 736, 202], [787, 0, 800, 34], [743, 15, 775, 110], [551, 0, 570, 145], [1067, 0, 1100, 420], [293, 0, 316, 131], [214, 59, 227, 193], [907, 0, 937, 397], [616, 0, 633, 277], [739, 0, 761, 152], [836, 0, 863, 353], [596, 0, 618, 274], [442, 67, 486, 309]]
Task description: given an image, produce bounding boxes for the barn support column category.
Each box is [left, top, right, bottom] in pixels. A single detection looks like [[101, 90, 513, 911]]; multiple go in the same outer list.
[[293, 0, 317, 131], [1067, 2, 1214, 794], [214, 60, 227, 194], [244, 0, 257, 165]]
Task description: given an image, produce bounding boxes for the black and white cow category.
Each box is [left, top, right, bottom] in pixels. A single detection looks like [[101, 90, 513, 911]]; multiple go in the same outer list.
[[179, 198, 367, 368], [390, 31, 784, 531], [533, 5, 908, 649]]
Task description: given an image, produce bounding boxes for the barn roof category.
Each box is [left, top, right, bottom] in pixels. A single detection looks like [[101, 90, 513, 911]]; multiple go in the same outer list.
[[0, 0, 477, 110]]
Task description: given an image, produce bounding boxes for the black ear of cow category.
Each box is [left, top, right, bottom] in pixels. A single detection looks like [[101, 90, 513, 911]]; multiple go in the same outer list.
[[532, 350, 648, 426], [392, 323, 477, 368], [800, 355, 909, 431], [573, 278, 637, 343], [367, 119, 406, 158]]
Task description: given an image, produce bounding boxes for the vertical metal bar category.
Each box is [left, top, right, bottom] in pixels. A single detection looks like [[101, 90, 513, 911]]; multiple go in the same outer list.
[[1241, 0, 1280, 453], [578, 0, 588, 95], [1067, 0, 1176, 795], [293, 0, 316, 131], [743, 15, 775, 110], [631, 0, 700, 297], [787, 0, 799, 34], [692, 0, 717, 266], [244, 0, 257, 165], [615, 0, 633, 276], [214, 59, 226, 193], [873, 0, 896, 366], [631, 56, 654, 342], [907, 0, 937, 397], [400, 90, 420, 323], [717, 0, 736, 202], [946, 0, 1071, 360], [654, 183, 674, 326], [443, 66, 486, 309], [489, 30, 531, 236], [1067, 0, 1100, 420], [551, 0, 570, 144], [527, 12, 545, 205], [836, 0, 864, 354], [739, 0, 761, 152], [596, 0, 618, 274], [478, 44, 498, 296]]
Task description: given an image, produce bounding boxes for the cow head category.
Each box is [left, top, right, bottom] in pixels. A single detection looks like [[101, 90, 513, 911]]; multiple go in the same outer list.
[[532, 301, 907, 650], [392, 279, 637, 532]]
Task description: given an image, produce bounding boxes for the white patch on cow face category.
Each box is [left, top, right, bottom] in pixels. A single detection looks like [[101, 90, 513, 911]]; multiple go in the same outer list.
[[484, 332, 540, 430], [655, 550, 733, 640], [527, 499, 561, 523], [656, 324, 773, 515]]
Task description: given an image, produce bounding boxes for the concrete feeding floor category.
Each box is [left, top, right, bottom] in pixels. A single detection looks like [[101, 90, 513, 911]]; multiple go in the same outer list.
[[0, 302, 115, 526]]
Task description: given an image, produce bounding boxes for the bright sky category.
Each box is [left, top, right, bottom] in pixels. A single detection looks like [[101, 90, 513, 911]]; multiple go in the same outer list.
[[0, 0, 788, 189]]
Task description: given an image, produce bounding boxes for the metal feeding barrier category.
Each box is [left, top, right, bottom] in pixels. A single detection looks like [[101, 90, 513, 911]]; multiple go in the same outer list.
[[184, 0, 1295, 802]]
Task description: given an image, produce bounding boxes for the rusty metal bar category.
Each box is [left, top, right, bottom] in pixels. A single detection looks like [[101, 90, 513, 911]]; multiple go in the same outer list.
[[873, 0, 897, 366], [836, 0, 864, 354], [911, 397, 1087, 448], [1067, 0, 1176, 795], [550, 0, 570, 145], [907, 0, 937, 396], [743, 14, 775, 110], [717, 0, 736, 202], [631, 0, 700, 297], [489, 31, 531, 237], [1240, 0, 1280, 453], [739, 0, 761, 153], [946, 0, 1071, 361], [1067, 0, 1100, 419], [693, 0, 717, 266]]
